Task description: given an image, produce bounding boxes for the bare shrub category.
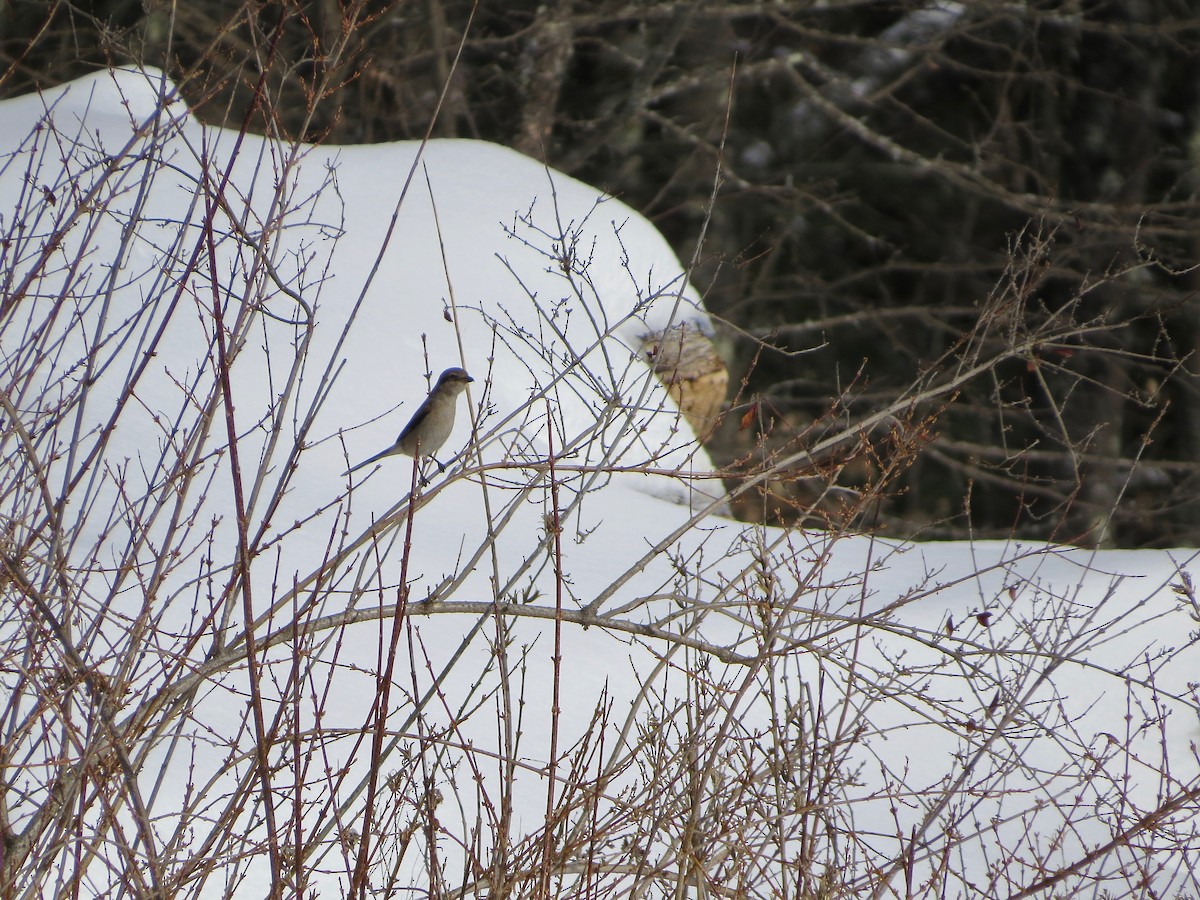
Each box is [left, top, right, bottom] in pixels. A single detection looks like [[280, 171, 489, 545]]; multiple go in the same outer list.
[[1, 21, 1198, 900]]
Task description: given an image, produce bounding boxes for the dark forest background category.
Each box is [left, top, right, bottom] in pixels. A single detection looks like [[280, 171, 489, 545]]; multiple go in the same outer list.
[[4, 0, 1200, 547]]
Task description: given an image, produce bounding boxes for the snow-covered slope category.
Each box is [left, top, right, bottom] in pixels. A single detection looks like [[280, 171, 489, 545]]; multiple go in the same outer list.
[[1, 68, 1196, 899]]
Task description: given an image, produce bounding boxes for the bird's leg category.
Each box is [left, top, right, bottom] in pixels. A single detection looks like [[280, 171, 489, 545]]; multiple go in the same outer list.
[[413, 457, 430, 487]]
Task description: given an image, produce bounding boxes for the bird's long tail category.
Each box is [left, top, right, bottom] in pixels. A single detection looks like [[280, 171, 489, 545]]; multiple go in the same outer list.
[[344, 445, 396, 476]]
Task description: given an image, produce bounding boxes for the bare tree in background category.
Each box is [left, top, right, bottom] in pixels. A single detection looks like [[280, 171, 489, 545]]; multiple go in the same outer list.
[[5, 1, 1200, 546]]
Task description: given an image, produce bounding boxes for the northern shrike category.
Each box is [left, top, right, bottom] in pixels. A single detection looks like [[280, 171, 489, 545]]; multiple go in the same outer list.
[[346, 367, 473, 477]]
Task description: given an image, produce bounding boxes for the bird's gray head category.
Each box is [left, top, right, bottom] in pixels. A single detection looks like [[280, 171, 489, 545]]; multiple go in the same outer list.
[[437, 367, 474, 392]]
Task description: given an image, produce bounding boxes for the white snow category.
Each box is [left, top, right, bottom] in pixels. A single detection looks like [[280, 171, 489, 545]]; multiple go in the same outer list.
[[1, 68, 1197, 899]]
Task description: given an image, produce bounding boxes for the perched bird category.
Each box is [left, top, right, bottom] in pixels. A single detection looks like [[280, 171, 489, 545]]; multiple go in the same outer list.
[[346, 367, 474, 477]]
